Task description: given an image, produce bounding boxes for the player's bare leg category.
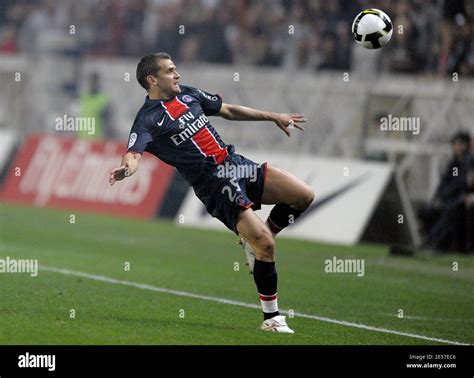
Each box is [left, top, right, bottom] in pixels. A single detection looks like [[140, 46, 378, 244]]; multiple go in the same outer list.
[[239, 164, 314, 271], [236, 208, 294, 333], [236, 164, 314, 332], [261, 165, 315, 236], [236, 208, 275, 262]]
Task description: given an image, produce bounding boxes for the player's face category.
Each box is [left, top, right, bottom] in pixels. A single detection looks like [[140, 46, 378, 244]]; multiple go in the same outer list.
[[156, 59, 181, 97]]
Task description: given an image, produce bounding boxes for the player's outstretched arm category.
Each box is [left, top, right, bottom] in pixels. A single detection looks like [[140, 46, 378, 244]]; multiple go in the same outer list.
[[109, 152, 141, 185], [217, 103, 306, 137]]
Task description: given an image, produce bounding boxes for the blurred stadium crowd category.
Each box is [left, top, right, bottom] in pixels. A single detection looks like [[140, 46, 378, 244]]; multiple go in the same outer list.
[[0, 0, 473, 76]]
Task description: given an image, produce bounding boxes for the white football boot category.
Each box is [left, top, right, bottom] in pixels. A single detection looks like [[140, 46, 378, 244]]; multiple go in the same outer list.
[[260, 315, 294, 333], [238, 237, 256, 273]]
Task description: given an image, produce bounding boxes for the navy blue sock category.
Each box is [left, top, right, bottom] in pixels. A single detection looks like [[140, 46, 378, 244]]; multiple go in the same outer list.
[[253, 259, 279, 320], [267, 203, 304, 234]]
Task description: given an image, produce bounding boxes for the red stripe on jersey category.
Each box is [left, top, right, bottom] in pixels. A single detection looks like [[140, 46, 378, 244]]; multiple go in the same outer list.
[[258, 294, 278, 301], [162, 97, 189, 119], [191, 127, 228, 164]]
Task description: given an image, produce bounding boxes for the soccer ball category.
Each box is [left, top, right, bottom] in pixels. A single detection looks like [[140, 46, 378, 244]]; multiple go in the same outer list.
[[352, 9, 393, 49]]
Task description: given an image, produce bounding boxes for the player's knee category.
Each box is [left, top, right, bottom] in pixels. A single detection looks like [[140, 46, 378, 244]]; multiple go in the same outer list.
[[295, 186, 315, 210], [252, 229, 275, 260], [304, 187, 315, 208]]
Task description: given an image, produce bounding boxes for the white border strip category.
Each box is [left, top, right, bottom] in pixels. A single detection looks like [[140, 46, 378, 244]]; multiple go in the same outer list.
[[41, 266, 470, 346]]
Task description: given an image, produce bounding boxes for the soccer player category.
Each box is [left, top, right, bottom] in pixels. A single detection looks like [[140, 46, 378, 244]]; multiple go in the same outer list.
[[109, 53, 314, 333]]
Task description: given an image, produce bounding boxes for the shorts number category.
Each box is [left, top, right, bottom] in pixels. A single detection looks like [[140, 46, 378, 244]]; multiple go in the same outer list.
[[221, 177, 241, 202]]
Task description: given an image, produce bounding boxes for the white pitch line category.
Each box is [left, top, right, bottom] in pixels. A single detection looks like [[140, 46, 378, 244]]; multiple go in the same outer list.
[[41, 266, 470, 346], [381, 313, 474, 322]]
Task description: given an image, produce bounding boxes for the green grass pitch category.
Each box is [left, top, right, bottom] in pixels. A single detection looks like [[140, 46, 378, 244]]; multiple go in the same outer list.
[[0, 203, 472, 345]]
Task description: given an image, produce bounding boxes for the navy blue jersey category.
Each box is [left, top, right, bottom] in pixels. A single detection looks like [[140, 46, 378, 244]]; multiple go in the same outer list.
[[127, 85, 234, 186]]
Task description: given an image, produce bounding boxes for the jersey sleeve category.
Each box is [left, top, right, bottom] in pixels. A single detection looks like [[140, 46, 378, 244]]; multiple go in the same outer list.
[[127, 117, 153, 154], [193, 88, 223, 116]]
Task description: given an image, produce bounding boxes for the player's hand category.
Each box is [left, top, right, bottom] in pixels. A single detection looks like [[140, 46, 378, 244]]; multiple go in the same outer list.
[[109, 164, 129, 185], [109, 152, 141, 185], [272, 113, 306, 137]]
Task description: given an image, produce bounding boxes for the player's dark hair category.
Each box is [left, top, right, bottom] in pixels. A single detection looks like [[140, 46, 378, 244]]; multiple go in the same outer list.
[[136, 52, 171, 90]]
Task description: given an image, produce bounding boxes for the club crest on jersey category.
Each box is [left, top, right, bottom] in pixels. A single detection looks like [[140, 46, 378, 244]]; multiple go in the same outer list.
[[181, 95, 193, 103], [235, 195, 246, 206]]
